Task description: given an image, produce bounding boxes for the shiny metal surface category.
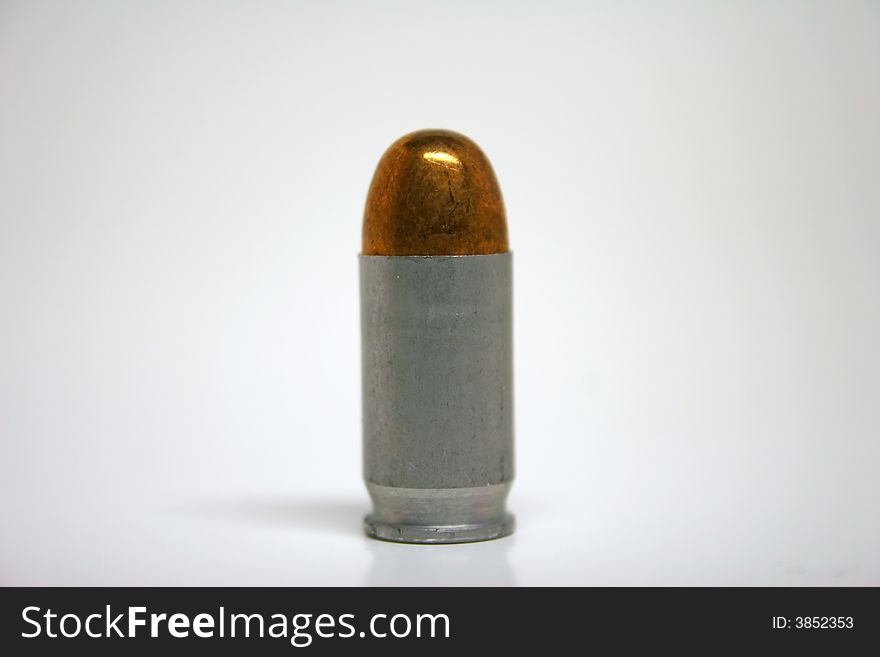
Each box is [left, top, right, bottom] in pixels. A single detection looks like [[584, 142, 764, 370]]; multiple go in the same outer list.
[[365, 484, 514, 544], [362, 129, 508, 256]]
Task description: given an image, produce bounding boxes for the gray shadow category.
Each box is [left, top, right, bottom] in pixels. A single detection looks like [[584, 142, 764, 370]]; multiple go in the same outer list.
[[172, 495, 366, 538]]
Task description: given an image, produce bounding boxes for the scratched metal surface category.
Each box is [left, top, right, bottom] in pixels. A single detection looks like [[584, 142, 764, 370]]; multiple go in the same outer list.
[[360, 253, 514, 490]]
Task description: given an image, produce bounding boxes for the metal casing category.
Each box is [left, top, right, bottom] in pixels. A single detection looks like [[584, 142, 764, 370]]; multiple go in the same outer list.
[[360, 253, 514, 543]]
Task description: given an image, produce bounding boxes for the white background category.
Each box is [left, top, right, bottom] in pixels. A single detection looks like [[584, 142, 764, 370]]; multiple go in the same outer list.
[[1, 1, 878, 585]]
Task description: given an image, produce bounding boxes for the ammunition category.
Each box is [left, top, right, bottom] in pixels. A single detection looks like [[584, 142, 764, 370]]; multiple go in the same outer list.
[[360, 129, 515, 543]]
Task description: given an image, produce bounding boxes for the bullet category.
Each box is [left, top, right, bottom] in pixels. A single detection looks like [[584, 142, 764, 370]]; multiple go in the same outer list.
[[360, 129, 514, 543]]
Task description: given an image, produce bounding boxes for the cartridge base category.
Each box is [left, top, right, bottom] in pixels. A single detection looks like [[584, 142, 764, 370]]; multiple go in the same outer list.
[[365, 483, 514, 545], [365, 515, 515, 544]]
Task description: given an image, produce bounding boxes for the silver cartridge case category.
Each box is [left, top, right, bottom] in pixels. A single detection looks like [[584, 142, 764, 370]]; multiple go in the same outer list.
[[360, 253, 514, 543]]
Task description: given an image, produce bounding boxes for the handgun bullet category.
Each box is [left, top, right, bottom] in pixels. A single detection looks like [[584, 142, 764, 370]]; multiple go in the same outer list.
[[360, 129, 515, 543]]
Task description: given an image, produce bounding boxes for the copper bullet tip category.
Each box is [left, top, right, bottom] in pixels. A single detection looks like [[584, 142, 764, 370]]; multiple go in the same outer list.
[[362, 129, 509, 256]]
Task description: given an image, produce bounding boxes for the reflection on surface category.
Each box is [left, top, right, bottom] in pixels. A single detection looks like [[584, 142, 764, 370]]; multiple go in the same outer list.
[[421, 150, 461, 167], [365, 534, 516, 586]]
